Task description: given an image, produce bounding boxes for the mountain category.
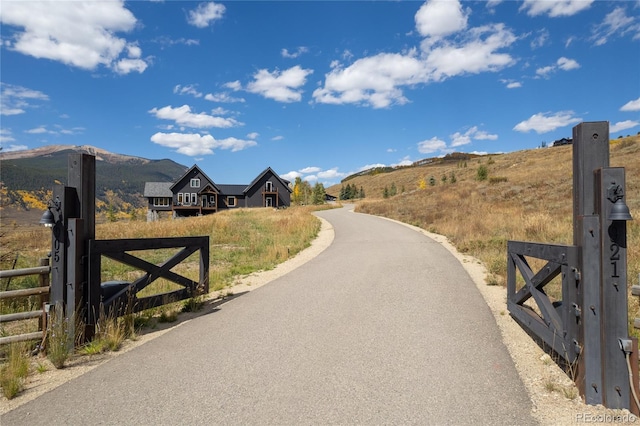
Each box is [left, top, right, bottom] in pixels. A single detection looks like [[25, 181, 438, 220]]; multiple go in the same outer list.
[[0, 145, 188, 212]]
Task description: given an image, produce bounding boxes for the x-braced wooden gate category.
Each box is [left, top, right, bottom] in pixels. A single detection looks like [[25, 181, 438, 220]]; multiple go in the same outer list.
[[88, 236, 209, 319], [507, 121, 637, 411]]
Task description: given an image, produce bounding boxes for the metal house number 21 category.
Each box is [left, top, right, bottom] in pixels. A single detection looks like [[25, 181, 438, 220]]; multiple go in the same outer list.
[[610, 242, 620, 278]]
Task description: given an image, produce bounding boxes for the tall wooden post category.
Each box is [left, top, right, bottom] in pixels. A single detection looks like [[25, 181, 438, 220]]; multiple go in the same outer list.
[[572, 121, 633, 409], [573, 122, 609, 404], [67, 154, 96, 339], [595, 167, 631, 408]]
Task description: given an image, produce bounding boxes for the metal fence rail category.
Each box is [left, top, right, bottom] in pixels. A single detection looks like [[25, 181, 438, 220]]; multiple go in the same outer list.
[[0, 258, 50, 346]]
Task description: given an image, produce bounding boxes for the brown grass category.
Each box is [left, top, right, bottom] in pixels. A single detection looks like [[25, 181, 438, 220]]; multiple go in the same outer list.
[[342, 135, 640, 335]]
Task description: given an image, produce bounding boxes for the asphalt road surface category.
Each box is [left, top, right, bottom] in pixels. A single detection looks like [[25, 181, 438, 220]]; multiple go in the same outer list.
[[2, 206, 537, 425]]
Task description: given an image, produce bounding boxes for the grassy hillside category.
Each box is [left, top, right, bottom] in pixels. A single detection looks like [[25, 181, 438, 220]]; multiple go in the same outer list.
[[329, 135, 640, 331]]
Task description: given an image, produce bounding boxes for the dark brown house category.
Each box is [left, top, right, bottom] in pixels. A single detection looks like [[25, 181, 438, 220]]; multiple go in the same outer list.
[[144, 165, 291, 220]]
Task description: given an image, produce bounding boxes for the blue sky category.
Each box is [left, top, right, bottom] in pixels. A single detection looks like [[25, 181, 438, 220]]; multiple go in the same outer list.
[[1, 0, 639, 186]]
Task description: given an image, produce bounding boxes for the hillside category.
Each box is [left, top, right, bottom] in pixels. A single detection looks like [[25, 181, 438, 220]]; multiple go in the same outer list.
[[327, 134, 640, 319], [0, 145, 187, 221]]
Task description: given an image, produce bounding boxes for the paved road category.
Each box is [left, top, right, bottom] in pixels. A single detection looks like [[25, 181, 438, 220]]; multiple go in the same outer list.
[[2, 207, 537, 425]]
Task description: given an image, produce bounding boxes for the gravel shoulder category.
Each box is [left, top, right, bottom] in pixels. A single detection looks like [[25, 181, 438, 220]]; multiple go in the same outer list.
[[3, 211, 638, 423]]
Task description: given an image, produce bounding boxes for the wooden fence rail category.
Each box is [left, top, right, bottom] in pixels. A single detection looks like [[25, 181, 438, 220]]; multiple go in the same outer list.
[[0, 258, 50, 346]]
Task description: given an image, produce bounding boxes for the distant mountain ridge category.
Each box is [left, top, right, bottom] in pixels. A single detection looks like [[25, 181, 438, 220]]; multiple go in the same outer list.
[[0, 145, 188, 211]]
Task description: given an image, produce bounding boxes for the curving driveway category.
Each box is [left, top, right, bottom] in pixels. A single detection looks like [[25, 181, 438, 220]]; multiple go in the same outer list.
[[2, 206, 537, 425]]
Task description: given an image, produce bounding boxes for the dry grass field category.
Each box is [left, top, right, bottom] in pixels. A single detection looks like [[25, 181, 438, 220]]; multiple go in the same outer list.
[[332, 135, 640, 335]]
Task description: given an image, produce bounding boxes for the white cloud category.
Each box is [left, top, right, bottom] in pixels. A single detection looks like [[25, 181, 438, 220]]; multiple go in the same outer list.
[[0, 1, 148, 74], [0, 129, 15, 143], [591, 7, 639, 46], [317, 168, 344, 180], [520, 0, 594, 17], [300, 166, 321, 174], [0, 144, 28, 152], [536, 65, 555, 77], [26, 127, 49, 134], [174, 84, 203, 98], [187, 2, 225, 28], [513, 111, 582, 134], [224, 81, 242, 91], [149, 105, 242, 129], [530, 29, 550, 49], [247, 66, 313, 102], [150, 132, 256, 156], [621, 97, 640, 112], [204, 92, 245, 103], [610, 120, 639, 133], [313, 53, 423, 108], [450, 126, 497, 147], [425, 24, 517, 81], [281, 47, 309, 59], [281, 171, 302, 181], [113, 58, 148, 75], [507, 81, 522, 89], [0, 83, 49, 115], [536, 57, 580, 77], [271, 135, 284, 141], [557, 57, 580, 71], [314, 5, 516, 109], [247, 132, 259, 140], [417, 137, 447, 154], [415, 0, 469, 40]]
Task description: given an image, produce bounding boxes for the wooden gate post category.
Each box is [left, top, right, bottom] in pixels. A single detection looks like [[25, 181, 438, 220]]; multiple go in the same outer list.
[[67, 154, 96, 340], [573, 122, 609, 404], [572, 121, 634, 409]]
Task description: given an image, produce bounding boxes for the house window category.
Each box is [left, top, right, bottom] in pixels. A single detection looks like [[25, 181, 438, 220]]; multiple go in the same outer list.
[[178, 193, 185, 205], [153, 197, 169, 207], [190, 178, 200, 188], [265, 181, 273, 192], [191, 193, 197, 204], [182, 193, 191, 205], [265, 197, 273, 207], [209, 196, 216, 205], [227, 196, 236, 207]]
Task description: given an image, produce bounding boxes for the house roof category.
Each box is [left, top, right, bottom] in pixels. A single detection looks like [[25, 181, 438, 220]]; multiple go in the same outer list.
[[218, 184, 246, 196], [244, 167, 292, 193], [169, 164, 219, 192], [144, 182, 173, 198]]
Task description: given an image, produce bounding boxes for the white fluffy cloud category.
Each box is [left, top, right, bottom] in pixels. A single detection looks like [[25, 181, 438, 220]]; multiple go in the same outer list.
[[313, 1, 517, 108], [0, 1, 148, 74], [513, 111, 582, 134], [417, 137, 447, 154], [536, 57, 580, 77], [246, 66, 313, 102], [187, 2, 225, 28], [149, 105, 242, 129], [519, 0, 593, 17], [621, 97, 640, 112], [150, 132, 256, 156], [610, 120, 639, 133], [414, 0, 468, 40]]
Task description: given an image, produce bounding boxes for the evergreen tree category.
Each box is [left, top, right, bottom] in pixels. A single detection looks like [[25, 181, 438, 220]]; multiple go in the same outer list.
[[390, 183, 397, 196], [450, 171, 457, 183], [383, 186, 389, 198], [312, 183, 326, 205], [359, 186, 365, 199], [429, 176, 436, 186]]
